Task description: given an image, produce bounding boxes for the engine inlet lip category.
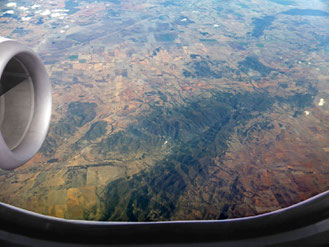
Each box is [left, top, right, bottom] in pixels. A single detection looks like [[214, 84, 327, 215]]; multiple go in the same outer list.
[[0, 40, 51, 170]]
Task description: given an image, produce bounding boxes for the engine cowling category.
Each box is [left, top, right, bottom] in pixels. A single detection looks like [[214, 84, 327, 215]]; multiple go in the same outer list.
[[0, 37, 51, 170]]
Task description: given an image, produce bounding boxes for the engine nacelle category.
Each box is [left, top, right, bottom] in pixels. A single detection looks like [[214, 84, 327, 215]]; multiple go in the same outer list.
[[0, 37, 51, 170]]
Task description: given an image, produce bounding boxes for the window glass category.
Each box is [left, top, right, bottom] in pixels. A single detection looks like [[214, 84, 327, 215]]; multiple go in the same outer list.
[[1, 0, 329, 221]]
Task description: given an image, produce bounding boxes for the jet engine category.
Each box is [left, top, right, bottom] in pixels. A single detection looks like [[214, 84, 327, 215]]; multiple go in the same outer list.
[[0, 37, 51, 170]]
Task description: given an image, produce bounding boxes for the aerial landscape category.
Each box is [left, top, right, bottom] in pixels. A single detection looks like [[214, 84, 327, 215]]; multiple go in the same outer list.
[[1, 0, 329, 221]]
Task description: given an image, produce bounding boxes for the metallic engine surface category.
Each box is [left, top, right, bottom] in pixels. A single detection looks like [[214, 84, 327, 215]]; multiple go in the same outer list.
[[0, 37, 51, 170]]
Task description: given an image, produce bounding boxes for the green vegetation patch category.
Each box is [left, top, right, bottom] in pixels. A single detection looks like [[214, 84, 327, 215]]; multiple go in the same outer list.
[[53, 102, 97, 137], [99, 127, 164, 156], [68, 102, 97, 126], [200, 39, 217, 43], [183, 55, 235, 79], [41, 102, 97, 156], [65, 0, 80, 14], [281, 9, 329, 16], [154, 32, 178, 42], [69, 55, 78, 60], [106, 0, 121, 4], [64, 166, 87, 188], [251, 15, 275, 38], [238, 56, 275, 77], [84, 121, 108, 141], [268, 0, 296, 6], [160, 0, 181, 7], [276, 93, 314, 109], [40, 136, 58, 157]]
